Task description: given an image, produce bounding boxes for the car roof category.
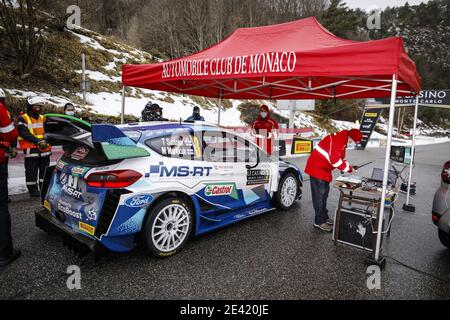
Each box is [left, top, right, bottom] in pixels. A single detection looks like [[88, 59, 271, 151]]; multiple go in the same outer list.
[[118, 121, 223, 133]]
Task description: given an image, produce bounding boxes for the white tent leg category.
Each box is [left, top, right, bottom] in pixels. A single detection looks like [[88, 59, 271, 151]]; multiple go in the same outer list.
[[121, 86, 126, 124], [217, 96, 222, 126], [373, 74, 398, 265], [289, 103, 295, 129], [404, 95, 419, 209]]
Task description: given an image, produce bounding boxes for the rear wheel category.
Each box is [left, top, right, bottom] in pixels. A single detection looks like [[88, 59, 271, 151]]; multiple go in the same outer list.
[[142, 197, 193, 258], [273, 172, 300, 211], [438, 229, 450, 249]]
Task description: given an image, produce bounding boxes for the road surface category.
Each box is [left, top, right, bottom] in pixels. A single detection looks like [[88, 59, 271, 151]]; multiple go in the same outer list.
[[1, 142, 449, 299]]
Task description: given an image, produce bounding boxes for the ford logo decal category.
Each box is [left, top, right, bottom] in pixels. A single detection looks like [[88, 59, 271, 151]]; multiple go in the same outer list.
[[125, 195, 154, 208]]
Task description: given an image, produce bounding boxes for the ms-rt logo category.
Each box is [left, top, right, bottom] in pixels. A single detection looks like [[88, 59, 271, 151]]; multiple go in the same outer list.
[[148, 162, 213, 178]]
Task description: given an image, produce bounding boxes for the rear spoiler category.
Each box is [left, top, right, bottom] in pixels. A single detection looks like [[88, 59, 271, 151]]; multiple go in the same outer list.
[[91, 124, 149, 160], [44, 114, 149, 160]]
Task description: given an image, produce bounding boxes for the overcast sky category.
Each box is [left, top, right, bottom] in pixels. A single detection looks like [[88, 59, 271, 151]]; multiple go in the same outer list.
[[345, 0, 430, 11]]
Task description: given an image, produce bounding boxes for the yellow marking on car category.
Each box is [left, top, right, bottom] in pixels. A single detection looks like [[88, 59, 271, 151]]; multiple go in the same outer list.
[[79, 222, 95, 236], [44, 200, 51, 211]]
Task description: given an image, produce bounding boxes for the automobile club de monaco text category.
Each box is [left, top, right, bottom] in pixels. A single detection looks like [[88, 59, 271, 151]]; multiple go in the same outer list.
[[162, 51, 297, 79]]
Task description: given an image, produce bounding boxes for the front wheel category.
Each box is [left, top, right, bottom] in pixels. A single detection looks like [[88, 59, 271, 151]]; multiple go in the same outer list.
[[273, 172, 300, 211], [438, 229, 450, 249], [141, 197, 193, 258]]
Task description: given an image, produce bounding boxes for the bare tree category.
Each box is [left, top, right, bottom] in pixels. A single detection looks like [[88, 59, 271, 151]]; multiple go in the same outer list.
[[0, 0, 46, 76]]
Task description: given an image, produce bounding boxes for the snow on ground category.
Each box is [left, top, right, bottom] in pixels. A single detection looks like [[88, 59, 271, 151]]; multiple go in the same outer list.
[[104, 61, 117, 71], [6, 89, 73, 106], [80, 89, 247, 126], [277, 110, 328, 136], [75, 70, 121, 82]]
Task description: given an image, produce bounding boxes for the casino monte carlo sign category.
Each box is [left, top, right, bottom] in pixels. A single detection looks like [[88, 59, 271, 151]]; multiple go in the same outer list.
[[373, 90, 450, 109]]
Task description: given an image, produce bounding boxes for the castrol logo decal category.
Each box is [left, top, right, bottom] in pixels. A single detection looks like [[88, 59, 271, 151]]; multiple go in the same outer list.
[[205, 183, 238, 200]]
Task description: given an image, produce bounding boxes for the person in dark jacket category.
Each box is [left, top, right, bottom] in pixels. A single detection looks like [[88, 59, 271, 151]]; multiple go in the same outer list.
[[17, 97, 52, 197], [141, 101, 153, 121], [0, 88, 21, 266], [186, 106, 205, 122], [142, 103, 168, 122]]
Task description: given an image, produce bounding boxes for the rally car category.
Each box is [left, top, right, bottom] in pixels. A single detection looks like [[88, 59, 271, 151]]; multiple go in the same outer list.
[[36, 115, 303, 258]]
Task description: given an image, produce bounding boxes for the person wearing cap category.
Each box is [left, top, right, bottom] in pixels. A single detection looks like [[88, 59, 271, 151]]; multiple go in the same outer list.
[[0, 88, 21, 266], [17, 97, 52, 197], [186, 106, 205, 122], [142, 103, 168, 122], [251, 105, 279, 155], [304, 129, 363, 232], [141, 101, 153, 122]]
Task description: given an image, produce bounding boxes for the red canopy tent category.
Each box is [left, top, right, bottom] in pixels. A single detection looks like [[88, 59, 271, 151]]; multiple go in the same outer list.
[[123, 17, 420, 101], [121, 17, 421, 267]]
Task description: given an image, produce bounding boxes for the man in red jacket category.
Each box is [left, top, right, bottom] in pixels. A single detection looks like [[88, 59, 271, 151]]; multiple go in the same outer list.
[[0, 88, 21, 266], [305, 129, 363, 232], [252, 105, 279, 155]]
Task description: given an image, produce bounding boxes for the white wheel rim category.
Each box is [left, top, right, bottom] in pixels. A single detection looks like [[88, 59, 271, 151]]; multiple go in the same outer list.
[[280, 176, 297, 207], [151, 204, 190, 253]]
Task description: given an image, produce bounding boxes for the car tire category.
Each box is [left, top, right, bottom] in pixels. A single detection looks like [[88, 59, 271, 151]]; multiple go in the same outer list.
[[273, 172, 300, 211], [438, 229, 450, 249], [141, 197, 193, 258]]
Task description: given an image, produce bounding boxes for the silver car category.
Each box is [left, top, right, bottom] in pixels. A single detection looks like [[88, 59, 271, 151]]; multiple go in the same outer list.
[[432, 161, 450, 249]]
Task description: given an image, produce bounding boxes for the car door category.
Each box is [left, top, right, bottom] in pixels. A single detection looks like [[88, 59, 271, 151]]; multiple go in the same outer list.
[[232, 133, 273, 207], [200, 130, 272, 211]]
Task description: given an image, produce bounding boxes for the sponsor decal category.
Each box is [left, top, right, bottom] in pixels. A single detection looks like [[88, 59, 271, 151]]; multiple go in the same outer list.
[[44, 200, 51, 211], [57, 201, 82, 220], [374, 90, 450, 108], [234, 208, 268, 220], [60, 173, 78, 188], [61, 185, 83, 199], [150, 162, 213, 178], [247, 208, 269, 216], [247, 169, 270, 186], [79, 222, 95, 236], [56, 160, 67, 171], [86, 208, 98, 221], [292, 138, 313, 155], [125, 195, 154, 208], [357, 108, 382, 150], [71, 166, 88, 176], [60, 174, 82, 199], [213, 164, 234, 171], [71, 146, 90, 160], [205, 183, 238, 200]]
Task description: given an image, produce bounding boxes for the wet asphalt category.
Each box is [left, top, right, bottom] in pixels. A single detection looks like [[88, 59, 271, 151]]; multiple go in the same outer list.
[[1, 142, 449, 300]]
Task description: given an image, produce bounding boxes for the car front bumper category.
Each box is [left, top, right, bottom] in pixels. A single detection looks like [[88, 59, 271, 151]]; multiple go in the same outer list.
[[35, 208, 107, 259]]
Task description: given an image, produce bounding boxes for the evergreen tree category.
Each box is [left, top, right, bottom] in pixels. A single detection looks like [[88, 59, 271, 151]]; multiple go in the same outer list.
[[319, 0, 360, 39]]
